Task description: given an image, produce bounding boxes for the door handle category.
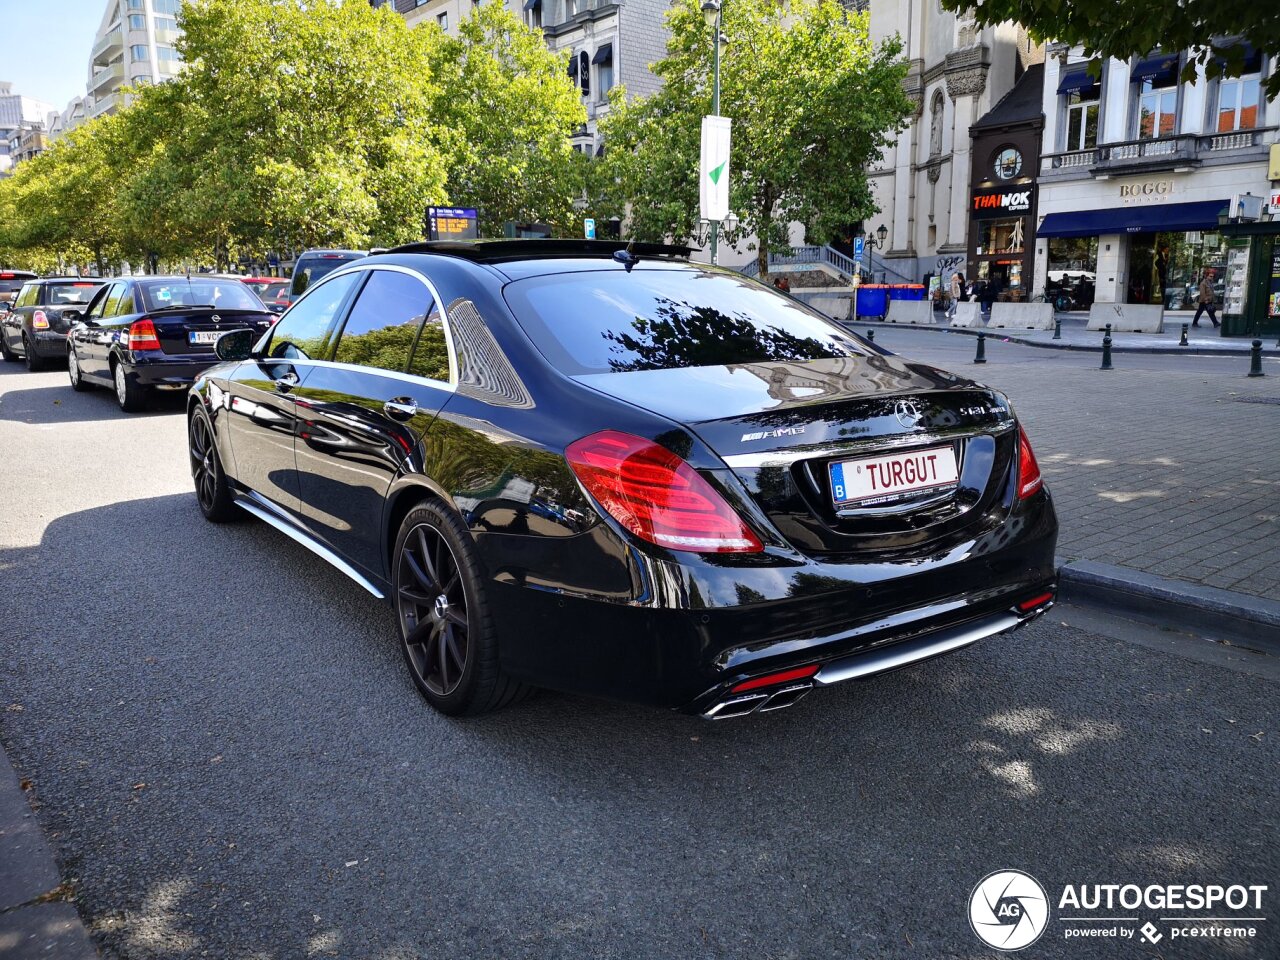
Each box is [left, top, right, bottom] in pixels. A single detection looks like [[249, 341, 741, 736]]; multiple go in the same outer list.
[[383, 397, 418, 421], [273, 371, 299, 393]]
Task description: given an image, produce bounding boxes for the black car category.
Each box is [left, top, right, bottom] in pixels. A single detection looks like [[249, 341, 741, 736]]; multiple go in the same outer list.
[[68, 276, 278, 411], [0, 270, 38, 310], [286, 248, 366, 304], [190, 241, 1058, 718], [0, 277, 106, 371]]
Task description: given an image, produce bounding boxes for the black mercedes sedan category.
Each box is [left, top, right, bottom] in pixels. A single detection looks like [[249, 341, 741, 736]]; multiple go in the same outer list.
[[0, 277, 106, 371], [189, 241, 1057, 718], [68, 275, 277, 411]]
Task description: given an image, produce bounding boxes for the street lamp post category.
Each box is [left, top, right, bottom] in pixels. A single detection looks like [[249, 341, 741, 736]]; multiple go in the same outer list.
[[702, 0, 725, 264]]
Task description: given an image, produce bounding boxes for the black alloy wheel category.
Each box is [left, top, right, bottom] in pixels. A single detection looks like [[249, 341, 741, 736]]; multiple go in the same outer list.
[[189, 409, 238, 522], [22, 336, 45, 372], [393, 503, 530, 715], [67, 347, 90, 391]]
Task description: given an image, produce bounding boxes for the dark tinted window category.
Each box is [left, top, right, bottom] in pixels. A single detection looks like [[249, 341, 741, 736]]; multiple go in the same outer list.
[[407, 299, 449, 382], [503, 268, 868, 375], [139, 279, 262, 312], [45, 282, 105, 306], [0, 274, 34, 297], [291, 253, 364, 298], [332, 270, 431, 373], [266, 270, 360, 360]]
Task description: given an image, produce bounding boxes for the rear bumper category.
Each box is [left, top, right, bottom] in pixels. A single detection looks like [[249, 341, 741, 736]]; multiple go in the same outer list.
[[31, 331, 71, 358], [482, 492, 1058, 712], [123, 354, 222, 389]]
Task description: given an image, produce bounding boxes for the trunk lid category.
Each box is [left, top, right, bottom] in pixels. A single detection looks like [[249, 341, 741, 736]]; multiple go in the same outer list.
[[150, 308, 276, 356], [576, 354, 1020, 555]]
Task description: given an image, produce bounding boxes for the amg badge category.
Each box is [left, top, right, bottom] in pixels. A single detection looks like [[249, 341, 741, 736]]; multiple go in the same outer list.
[[741, 426, 807, 443]]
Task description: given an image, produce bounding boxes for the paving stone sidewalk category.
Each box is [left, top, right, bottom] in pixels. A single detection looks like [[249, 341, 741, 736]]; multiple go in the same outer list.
[[865, 330, 1280, 600]]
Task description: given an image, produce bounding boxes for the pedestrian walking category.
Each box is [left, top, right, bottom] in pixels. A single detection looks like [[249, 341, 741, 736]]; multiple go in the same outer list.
[[1192, 270, 1220, 328], [947, 271, 966, 320]]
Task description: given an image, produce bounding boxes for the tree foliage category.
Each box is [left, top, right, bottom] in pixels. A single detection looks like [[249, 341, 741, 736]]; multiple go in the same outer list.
[[942, 0, 1280, 99], [597, 0, 912, 275], [0, 0, 585, 271]]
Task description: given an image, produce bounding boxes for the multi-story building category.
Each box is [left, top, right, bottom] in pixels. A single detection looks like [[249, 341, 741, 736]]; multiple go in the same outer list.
[[46, 98, 91, 142], [86, 0, 184, 121], [866, 4, 1041, 285], [0, 83, 55, 175], [1033, 43, 1279, 316]]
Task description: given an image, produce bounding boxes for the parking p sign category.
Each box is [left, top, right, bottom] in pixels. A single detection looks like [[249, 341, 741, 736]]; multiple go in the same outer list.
[[584, 218, 596, 240]]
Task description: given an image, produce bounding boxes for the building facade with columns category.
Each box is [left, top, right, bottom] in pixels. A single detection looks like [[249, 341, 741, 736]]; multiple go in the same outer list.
[[867, 3, 1040, 285]]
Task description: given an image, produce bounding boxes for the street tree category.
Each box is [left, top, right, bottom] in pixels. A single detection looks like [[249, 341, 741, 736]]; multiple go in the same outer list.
[[941, 0, 1280, 99], [424, 5, 588, 236], [597, 0, 912, 276]]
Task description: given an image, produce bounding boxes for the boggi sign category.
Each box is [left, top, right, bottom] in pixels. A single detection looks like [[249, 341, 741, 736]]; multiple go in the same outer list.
[[1119, 180, 1174, 203]]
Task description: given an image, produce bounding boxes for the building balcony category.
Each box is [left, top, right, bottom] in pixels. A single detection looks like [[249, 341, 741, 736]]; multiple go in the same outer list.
[[154, 28, 181, 45], [88, 63, 125, 95], [92, 28, 122, 65], [1044, 127, 1276, 178], [90, 93, 120, 118]]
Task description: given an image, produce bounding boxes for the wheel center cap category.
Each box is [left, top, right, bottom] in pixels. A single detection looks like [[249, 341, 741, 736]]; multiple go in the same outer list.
[[431, 595, 450, 621]]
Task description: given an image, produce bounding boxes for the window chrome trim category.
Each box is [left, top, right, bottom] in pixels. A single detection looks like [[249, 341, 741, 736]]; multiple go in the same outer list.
[[319, 262, 458, 391]]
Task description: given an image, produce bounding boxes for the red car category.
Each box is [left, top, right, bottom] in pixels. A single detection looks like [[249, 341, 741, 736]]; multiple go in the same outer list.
[[237, 276, 291, 314]]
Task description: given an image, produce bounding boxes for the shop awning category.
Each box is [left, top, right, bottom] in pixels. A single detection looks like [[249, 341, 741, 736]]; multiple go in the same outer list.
[[522, 0, 540, 10], [1057, 66, 1100, 95], [1038, 200, 1229, 238], [567, 53, 578, 80], [592, 43, 613, 65], [1213, 42, 1261, 71], [1132, 53, 1179, 82]]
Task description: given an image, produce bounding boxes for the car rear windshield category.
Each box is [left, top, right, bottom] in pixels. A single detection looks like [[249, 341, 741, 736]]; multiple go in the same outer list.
[[259, 280, 289, 299], [139, 279, 263, 312], [291, 254, 363, 297], [503, 267, 868, 375], [45, 282, 104, 305], [0, 277, 32, 295]]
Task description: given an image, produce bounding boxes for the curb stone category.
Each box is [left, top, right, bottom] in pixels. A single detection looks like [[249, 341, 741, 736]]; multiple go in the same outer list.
[[1058, 559, 1280, 655], [0, 745, 98, 959]]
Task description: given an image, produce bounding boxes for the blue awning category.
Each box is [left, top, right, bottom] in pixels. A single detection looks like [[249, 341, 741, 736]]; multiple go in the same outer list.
[[1038, 200, 1229, 238], [1213, 42, 1261, 71], [523, 0, 540, 9], [592, 43, 613, 65], [1057, 66, 1100, 95], [1132, 53, 1179, 82]]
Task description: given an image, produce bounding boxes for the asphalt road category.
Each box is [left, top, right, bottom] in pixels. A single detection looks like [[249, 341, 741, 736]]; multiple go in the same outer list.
[[0, 359, 1276, 960]]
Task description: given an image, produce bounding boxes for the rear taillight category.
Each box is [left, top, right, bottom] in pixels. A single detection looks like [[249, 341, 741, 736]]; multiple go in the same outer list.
[[32, 310, 49, 329], [128, 318, 161, 351], [1016, 425, 1042, 500], [565, 430, 763, 553]]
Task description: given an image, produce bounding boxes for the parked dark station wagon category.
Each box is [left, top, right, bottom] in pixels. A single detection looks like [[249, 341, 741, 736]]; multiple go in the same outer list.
[[188, 241, 1058, 718]]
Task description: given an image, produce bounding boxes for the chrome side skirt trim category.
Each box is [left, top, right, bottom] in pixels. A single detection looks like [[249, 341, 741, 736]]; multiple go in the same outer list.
[[234, 494, 385, 600], [813, 612, 1020, 686]]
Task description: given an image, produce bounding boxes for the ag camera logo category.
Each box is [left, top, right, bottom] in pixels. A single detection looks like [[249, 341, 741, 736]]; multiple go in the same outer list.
[[969, 870, 1049, 951]]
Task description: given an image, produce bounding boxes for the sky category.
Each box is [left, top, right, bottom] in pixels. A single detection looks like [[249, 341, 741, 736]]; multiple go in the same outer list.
[[1, 0, 106, 111]]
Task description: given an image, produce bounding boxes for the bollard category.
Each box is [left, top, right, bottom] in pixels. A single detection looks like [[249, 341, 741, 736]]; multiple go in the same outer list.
[[974, 331, 987, 364], [1100, 323, 1114, 370], [1248, 339, 1265, 377], [1179, 323, 1189, 346], [1053, 317, 1062, 340], [866, 328, 874, 342]]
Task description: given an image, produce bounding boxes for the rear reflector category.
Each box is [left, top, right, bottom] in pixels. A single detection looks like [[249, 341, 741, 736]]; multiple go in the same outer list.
[[32, 310, 49, 329], [128, 318, 161, 351], [565, 430, 763, 553], [1018, 592, 1054, 611], [732, 664, 820, 693], [1016, 425, 1043, 499]]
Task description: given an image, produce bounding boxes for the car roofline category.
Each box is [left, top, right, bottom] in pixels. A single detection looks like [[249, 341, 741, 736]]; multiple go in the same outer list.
[[387, 239, 694, 263]]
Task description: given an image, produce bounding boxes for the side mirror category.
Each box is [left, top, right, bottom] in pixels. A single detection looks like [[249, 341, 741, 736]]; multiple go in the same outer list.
[[215, 328, 257, 362]]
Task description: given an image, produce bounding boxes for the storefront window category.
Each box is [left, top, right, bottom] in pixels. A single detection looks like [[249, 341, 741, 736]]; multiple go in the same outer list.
[[1137, 75, 1177, 140], [1047, 238, 1097, 307], [1126, 231, 1227, 308], [1066, 91, 1099, 150], [976, 219, 1025, 256]]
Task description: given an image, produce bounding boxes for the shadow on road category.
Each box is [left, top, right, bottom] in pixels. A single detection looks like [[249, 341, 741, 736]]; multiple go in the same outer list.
[[0, 373, 186, 424]]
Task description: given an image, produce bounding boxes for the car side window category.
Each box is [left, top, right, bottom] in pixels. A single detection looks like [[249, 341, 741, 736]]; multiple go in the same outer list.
[[266, 270, 360, 360], [331, 270, 431, 373], [118, 284, 136, 316], [85, 285, 111, 320], [102, 283, 125, 317], [15, 283, 37, 308], [407, 297, 450, 383]]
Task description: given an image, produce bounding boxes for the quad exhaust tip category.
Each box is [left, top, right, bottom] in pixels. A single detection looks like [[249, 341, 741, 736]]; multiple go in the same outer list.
[[702, 682, 813, 719]]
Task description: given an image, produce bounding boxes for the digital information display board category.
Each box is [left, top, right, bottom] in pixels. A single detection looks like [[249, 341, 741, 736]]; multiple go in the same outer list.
[[426, 206, 479, 241]]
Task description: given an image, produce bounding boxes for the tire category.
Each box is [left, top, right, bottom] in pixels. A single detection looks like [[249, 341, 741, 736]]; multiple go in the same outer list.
[[0, 333, 17, 363], [67, 346, 91, 391], [189, 407, 239, 523], [393, 502, 531, 716], [112, 359, 148, 412], [22, 336, 45, 372]]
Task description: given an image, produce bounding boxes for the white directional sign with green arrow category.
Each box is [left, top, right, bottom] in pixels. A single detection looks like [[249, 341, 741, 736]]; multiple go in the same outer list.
[[700, 115, 732, 223]]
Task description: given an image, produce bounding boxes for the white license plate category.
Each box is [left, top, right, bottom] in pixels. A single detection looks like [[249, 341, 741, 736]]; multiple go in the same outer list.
[[829, 445, 959, 506], [189, 331, 220, 344]]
